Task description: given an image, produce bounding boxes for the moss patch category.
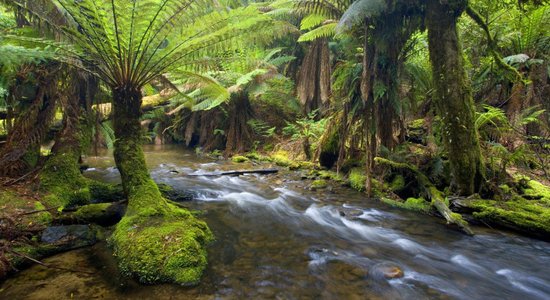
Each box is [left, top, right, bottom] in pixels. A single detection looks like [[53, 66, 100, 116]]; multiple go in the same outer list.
[[311, 179, 328, 190], [110, 203, 213, 285], [349, 168, 367, 192], [40, 151, 91, 208], [469, 197, 550, 236], [270, 151, 300, 169], [381, 197, 431, 213], [231, 155, 250, 163]]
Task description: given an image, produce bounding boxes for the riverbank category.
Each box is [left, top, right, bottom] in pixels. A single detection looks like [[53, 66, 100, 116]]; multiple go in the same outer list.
[[1, 145, 549, 299]]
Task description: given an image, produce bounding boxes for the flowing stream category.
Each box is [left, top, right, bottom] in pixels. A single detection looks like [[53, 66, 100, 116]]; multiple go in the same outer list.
[[1, 145, 549, 299]]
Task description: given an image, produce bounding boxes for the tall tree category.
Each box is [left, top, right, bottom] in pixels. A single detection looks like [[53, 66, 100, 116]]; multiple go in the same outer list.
[[426, 0, 485, 195]]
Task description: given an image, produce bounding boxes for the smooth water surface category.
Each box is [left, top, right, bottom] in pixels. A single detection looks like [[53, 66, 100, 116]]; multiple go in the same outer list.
[[1, 145, 549, 299]]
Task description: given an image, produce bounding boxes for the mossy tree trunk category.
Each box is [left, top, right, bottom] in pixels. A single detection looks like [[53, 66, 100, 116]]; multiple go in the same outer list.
[[40, 73, 103, 208], [426, 0, 485, 196], [361, 22, 378, 196], [111, 86, 168, 215], [110, 86, 213, 285]]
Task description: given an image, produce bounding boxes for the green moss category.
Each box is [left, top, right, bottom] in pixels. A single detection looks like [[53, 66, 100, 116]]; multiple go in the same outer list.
[[231, 155, 249, 163], [522, 180, 550, 202], [0, 190, 29, 207], [299, 161, 317, 169], [270, 151, 300, 169], [390, 175, 406, 192], [270, 151, 291, 166], [110, 203, 214, 285], [349, 168, 367, 192], [244, 152, 261, 160], [88, 181, 124, 202], [311, 179, 328, 190], [499, 184, 512, 194], [404, 197, 431, 212], [381, 197, 431, 213], [34, 201, 53, 225], [40, 151, 91, 207], [73, 203, 112, 220], [470, 197, 550, 235], [410, 119, 425, 130], [22, 146, 40, 168], [317, 170, 339, 181]]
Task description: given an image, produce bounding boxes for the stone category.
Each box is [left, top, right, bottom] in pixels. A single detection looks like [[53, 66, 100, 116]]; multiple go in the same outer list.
[[41, 225, 97, 251], [369, 262, 404, 280]]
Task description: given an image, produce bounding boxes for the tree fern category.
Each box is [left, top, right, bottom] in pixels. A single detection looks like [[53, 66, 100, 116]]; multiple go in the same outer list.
[[298, 21, 337, 42]]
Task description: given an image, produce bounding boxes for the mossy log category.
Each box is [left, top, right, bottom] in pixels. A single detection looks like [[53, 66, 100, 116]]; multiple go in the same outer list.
[[375, 157, 474, 235]]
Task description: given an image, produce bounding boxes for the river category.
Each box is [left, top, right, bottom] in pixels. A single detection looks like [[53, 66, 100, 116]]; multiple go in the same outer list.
[[1, 145, 549, 299]]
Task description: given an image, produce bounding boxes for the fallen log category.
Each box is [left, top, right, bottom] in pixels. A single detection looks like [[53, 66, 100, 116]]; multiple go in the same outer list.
[[186, 169, 279, 177], [375, 157, 474, 235]]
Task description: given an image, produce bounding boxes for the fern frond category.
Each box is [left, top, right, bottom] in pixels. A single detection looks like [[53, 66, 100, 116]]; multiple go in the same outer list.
[[298, 21, 337, 42]]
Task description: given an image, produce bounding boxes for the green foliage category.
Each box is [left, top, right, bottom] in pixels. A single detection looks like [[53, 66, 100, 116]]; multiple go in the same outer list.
[[283, 111, 327, 141], [337, 0, 387, 31], [349, 168, 367, 192], [298, 22, 337, 42], [10, 1, 278, 89]]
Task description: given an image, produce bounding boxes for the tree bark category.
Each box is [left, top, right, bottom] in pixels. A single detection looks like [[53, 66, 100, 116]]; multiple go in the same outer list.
[[297, 38, 331, 117], [426, 0, 485, 195], [225, 91, 254, 155], [112, 86, 168, 214]]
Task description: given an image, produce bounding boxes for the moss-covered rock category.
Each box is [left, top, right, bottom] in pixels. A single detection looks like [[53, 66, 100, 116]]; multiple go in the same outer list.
[[270, 151, 300, 169], [110, 203, 214, 285], [231, 155, 250, 163], [311, 179, 328, 190]]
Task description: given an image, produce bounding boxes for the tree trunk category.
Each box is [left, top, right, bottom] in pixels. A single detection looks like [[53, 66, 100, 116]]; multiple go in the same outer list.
[[110, 86, 213, 286], [362, 22, 378, 196], [426, 0, 484, 196], [112, 86, 168, 214], [297, 38, 331, 117], [225, 91, 253, 155]]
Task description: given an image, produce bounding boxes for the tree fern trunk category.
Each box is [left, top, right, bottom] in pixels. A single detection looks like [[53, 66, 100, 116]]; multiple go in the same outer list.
[[297, 38, 331, 117], [112, 86, 168, 214], [426, 0, 484, 195]]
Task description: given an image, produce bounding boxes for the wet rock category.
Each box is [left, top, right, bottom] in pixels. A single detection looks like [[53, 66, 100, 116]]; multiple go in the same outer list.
[[157, 183, 194, 202], [338, 208, 364, 219], [41, 225, 97, 251], [369, 262, 404, 280], [327, 261, 368, 281]]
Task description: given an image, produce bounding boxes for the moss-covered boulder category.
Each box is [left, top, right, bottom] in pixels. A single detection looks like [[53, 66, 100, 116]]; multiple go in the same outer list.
[[110, 203, 213, 285], [311, 179, 328, 190], [231, 155, 249, 163]]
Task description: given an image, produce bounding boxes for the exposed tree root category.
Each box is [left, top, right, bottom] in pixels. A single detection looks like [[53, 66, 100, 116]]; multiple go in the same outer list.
[[375, 157, 475, 235]]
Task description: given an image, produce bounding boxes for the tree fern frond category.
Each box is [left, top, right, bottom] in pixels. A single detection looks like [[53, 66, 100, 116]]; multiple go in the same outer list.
[[298, 21, 337, 42], [337, 0, 388, 32]]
